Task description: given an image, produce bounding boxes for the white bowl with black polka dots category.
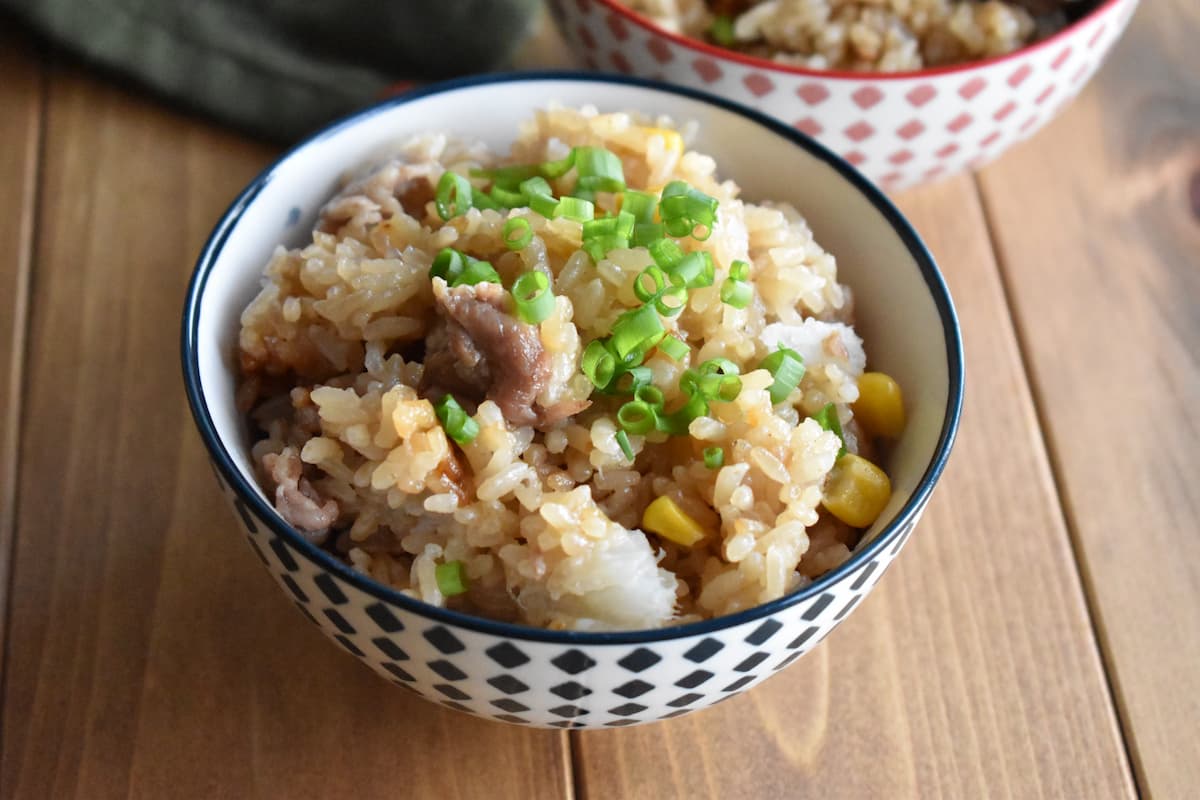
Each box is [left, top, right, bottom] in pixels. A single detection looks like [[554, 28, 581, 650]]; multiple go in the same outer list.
[[182, 73, 963, 729]]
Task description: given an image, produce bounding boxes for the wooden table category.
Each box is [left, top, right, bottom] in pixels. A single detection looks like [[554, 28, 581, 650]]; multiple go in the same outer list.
[[1, 2, 1196, 797]]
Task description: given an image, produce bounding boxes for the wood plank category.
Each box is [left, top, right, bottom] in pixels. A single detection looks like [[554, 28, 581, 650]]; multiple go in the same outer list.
[[0, 33, 44, 676], [572, 175, 1135, 799], [976, 2, 1200, 796], [1, 67, 570, 799]]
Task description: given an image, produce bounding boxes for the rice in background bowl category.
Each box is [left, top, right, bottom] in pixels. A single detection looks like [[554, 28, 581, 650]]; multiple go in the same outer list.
[[182, 75, 962, 727]]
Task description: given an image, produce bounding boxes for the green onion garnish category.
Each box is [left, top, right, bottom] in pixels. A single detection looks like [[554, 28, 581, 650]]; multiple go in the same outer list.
[[434, 395, 480, 445], [512, 271, 555, 324], [660, 181, 719, 240], [654, 285, 688, 317], [658, 334, 689, 361], [435, 560, 469, 596], [490, 186, 528, 208], [634, 266, 668, 303], [666, 252, 715, 289], [582, 339, 616, 388], [455, 257, 501, 287], [503, 217, 533, 250], [615, 429, 635, 461], [573, 146, 626, 193], [621, 190, 659, 223], [520, 176, 554, 198], [430, 247, 465, 283], [730, 260, 750, 281], [812, 402, 848, 457], [721, 279, 753, 309], [703, 446, 725, 469], [634, 384, 665, 409], [539, 153, 575, 180], [611, 365, 653, 394], [555, 196, 595, 222], [657, 391, 708, 435], [472, 164, 538, 190], [710, 15, 735, 47], [617, 400, 657, 435], [435, 171, 473, 220], [430, 247, 499, 287], [610, 304, 665, 360], [759, 347, 806, 405], [649, 238, 684, 270], [631, 222, 665, 248]]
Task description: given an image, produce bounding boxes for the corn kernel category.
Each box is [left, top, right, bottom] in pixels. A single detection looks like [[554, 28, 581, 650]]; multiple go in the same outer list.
[[643, 127, 683, 155], [853, 372, 905, 439], [821, 454, 891, 528], [642, 495, 707, 547]]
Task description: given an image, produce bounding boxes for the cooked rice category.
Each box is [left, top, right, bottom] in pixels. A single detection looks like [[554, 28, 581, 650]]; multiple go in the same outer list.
[[238, 106, 877, 631], [620, 0, 1070, 72]]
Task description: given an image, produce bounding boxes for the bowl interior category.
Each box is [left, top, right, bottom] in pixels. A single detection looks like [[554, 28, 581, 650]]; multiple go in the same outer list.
[[189, 75, 959, 585]]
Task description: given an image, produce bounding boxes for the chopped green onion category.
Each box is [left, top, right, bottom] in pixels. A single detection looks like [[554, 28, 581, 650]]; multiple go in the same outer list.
[[454, 257, 501, 287], [730, 260, 751, 281], [429, 247, 466, 283], [717, 374, 742, 402], [615, 429, 635, 461], [611, 365, 653, 394], [710, 15, 735, 47], [631, 222, 665, 248], [434, 395, 480, 445], [435, 560, 469, 596], [435, 171, 473, 220], [698, 357, 740, 376], [635, 384, 665, 408], [649, 238, 684, 269], [582, 339, 616, 388], [503, 217, 533, 250], [658, 334, 689, 361], [812, 402, 848, 457], [617, 400, 657, 435], [489, 186, 528, 208], [703, 446, 725, 469], [759, 347, 806, 405], [721, 278, 753, 309], [471, 191, 500, 211], [520, 176, 554, 198], [472, 164, 538, 190], [657, 391, 708, 435], [571, 187, 597, 204], [660, 181, 719, 240], [666, 252, 715, 289], [512, 271, 555, 324], [634, 266, 668, 303], [621, 190, 659, 223], [555, 196, 595, 222], [573, 146, 626, 193], [655, 285, 688, 317], [610, 304, 665, 360], [520, 176, 559, 218], [539, 153, 575, 180], [582, 211, 635, 239], [583, 234, 629, 262]]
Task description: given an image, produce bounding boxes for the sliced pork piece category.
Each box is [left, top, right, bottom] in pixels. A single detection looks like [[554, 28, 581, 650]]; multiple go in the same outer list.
[[263, 447, 338, 542], [420, 280, 584, 428]]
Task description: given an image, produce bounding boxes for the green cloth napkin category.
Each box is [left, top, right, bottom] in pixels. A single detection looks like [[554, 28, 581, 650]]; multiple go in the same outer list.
[[3, 0, 540, 141]]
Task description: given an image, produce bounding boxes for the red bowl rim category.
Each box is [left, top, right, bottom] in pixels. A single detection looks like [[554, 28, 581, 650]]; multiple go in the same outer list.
[[587, 0, 1129, 81]]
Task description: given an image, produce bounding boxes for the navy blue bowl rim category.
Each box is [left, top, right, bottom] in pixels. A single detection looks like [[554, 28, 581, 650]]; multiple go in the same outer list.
[[181, 70, 964, 646]]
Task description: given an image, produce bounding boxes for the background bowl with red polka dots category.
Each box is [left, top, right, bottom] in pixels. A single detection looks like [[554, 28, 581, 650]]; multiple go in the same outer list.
[[547, 0, 1139, 191]]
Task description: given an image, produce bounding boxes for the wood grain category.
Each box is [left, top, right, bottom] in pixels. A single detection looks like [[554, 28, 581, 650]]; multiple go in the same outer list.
[[0, 67, 570, 800], [976, 2, 1200, 796], [571, 175, 1136, 799], [0, 35, 43, 673]]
